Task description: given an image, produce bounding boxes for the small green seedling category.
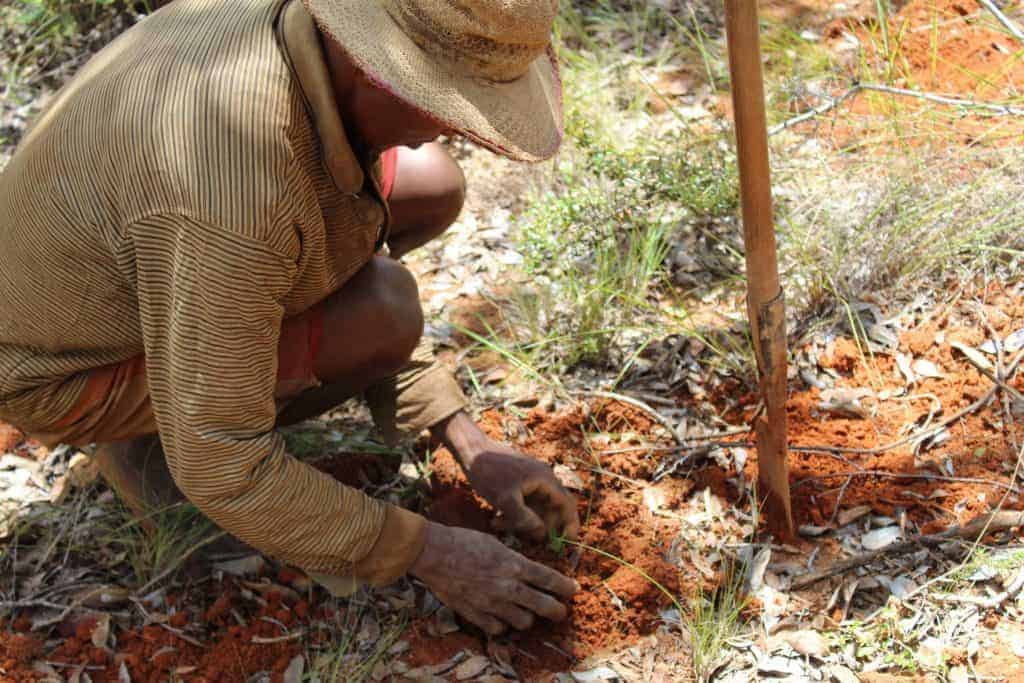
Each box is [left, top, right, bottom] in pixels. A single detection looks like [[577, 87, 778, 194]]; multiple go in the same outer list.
[[547, 528, 568, 556]]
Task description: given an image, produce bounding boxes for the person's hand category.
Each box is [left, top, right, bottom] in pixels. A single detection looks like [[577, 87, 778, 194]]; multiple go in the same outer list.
[[464, 440, 581, 543], [433, 412, 580, 543], [410, 521, 578, 634]]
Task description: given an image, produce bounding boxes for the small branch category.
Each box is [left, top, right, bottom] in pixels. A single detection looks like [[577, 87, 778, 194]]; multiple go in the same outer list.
[[859, 83, 1024, 116], [769, 81, 1024, 138], [793, 469, 1020, 494], [791, 510, 1024, 589], [251, 630, 305, 644], [936, 567, 1024, 608], [978, 0, 1024, 42], [573, 390, 684, 445], [769, 86, 863, 136], [0, 598, 71, 612]]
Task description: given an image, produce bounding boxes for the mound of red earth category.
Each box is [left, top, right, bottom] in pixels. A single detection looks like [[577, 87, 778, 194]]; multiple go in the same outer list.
[[410, 402, 698, 679]]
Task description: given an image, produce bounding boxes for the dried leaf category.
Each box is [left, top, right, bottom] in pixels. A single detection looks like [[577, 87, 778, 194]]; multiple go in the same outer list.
[[911, 358, 944, 379], [757, 654, 804, 677], [827, 664, 860, 683], [868, 323, 899, 349], [818, 388, 872, 419], [837, 505, 872, 527], [950, 341, 993, 372], [282, 655, 305, 683], [780, 630, 827, 657], [240, 580, 301, 603], [877, 575, 917, 598], [747, 547, 772, 592], [642, 486, 668, 513], [74, 585, 130, 609], [896, 353, 916, 385], [485, 639, 515, 677], [553, 464, 585, 492], [454, 655, 491, 680], [1005, 328, 1024, 353], [949, 666, 969, 683], [213, 555, 266, 577], [91, 613, 111, 649]]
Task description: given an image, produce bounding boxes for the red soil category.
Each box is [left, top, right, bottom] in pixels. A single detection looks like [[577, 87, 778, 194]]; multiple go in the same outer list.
[[5, 288, 1024, 680], [818, 0, 1024, 147], [0, 422, 23, 453], [412, 402, 696, 679]]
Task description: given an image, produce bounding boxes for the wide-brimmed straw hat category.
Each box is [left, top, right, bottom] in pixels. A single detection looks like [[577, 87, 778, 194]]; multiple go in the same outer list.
[[303, 0, 563, 162]]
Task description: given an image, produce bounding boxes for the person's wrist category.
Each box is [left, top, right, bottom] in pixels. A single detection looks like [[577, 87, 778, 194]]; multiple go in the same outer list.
[[431, 410, 489, 469], [410, 521, 443, 578]]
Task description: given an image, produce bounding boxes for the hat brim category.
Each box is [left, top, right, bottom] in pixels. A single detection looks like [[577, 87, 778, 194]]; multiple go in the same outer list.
[[302, 0, 563, 162]]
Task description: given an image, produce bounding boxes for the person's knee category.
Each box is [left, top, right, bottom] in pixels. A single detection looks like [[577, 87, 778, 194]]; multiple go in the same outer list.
[[431, 146, 466, 230], [388, 144, 466, 257], [363, 257, 424, 370]]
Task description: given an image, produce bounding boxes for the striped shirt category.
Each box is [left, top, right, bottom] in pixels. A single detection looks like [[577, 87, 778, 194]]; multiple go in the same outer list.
[[0, 0, 465, 579]]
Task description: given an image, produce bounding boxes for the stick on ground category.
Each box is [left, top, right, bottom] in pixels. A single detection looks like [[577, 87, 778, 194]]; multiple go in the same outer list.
[[791, 510, 1024, 589]]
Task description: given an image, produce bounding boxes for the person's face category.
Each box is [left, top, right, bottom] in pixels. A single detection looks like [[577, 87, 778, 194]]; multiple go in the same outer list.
[[345, 69, 451, 154]]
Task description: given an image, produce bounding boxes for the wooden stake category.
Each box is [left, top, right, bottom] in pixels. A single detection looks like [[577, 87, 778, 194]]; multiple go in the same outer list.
[[723, 0, 794, 537]]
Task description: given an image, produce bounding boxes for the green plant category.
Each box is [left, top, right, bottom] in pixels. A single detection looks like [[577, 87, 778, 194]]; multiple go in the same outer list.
[[106, 501, 215, 585], [547, 527, 568, 556], [688, 558, 749, 681], [307, 605, 408, 683], [508, 125, 737, 372]]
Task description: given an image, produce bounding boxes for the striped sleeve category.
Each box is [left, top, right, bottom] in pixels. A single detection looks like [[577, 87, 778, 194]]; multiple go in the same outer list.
[[128, 213, 388, 575]]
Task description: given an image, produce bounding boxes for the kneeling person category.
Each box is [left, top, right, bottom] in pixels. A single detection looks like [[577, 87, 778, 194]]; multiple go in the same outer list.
[[0, 0, 579, 635]]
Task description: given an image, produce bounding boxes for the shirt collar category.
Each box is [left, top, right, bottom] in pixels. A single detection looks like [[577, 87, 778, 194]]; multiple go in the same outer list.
[[275, 0, 364, 195]]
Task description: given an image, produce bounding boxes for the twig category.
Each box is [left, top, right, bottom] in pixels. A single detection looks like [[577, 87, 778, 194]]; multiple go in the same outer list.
[[0, 598, 71, 612], [597, 426, 752, 454], [936, 567, 1024, 608], [135, 531, 228, 596], [859, 83, 1024, 116], [794, 469, 1020, 494], [791, 510, 1024, 589], [769, 81, 1024, 138], [978, 0, 1024, 42], [973, 312, 1024, 405], [251, 630, 305, 644], [769, 86, 863, 136], [573, 390, 684, 445]]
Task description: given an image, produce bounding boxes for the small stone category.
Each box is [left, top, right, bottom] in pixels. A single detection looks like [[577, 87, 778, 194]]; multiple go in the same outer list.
[[861, 526, 902, 551]]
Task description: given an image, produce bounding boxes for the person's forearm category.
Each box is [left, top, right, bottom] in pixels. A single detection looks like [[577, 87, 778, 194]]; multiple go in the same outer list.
[[431, 409, 489, 469]]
